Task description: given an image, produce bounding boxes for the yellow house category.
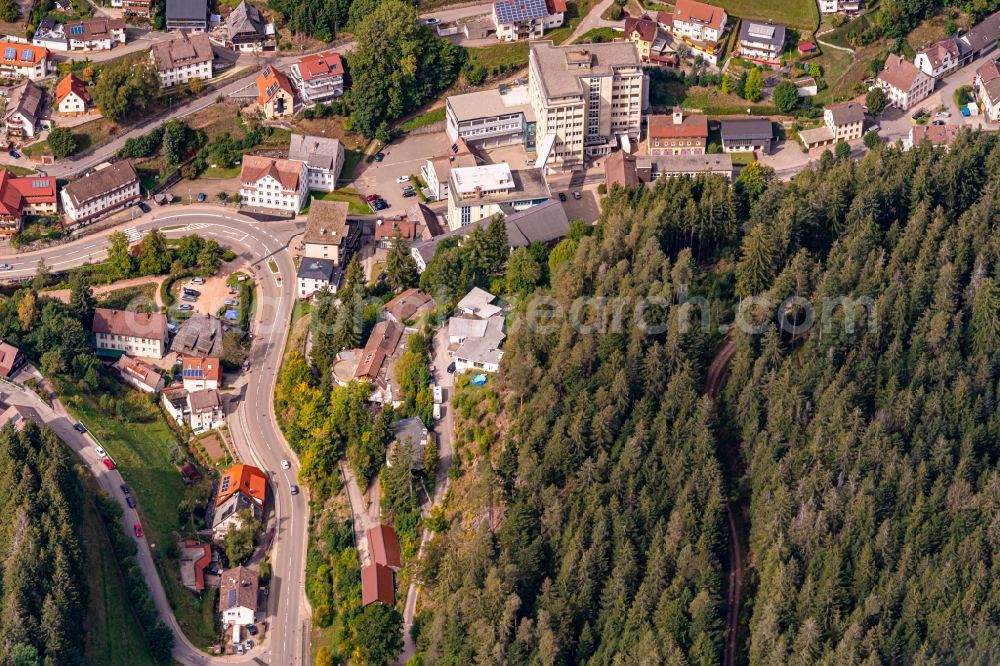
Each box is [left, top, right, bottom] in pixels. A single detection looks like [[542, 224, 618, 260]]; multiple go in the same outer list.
[[624, 16, 659, 61], [255, 65, 295, 119]]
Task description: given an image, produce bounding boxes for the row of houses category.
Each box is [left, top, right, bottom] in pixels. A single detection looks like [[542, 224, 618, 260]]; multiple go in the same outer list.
[[32, 17, 126, 52]]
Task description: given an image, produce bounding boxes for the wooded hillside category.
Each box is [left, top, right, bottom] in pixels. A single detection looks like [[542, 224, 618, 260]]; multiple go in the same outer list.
[[414, 132, 1000, 664]]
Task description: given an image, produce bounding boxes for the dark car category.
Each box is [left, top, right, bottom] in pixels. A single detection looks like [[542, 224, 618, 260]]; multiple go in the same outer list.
[[121, 483, 130, 494], [558, 192, 567, 202], [402, 190, 416, 198], [73, 422, 87, 433], [126, 496, 137, 508], [137, 201, 151, 213], [290, 485, 300, 495], [8, 150, 19, 159], [373, 201, 389, 211], [374, 152, 385, 162], [247, 625, 259, 636], [197, 192, 206, 202], [447, 361, 456, 373], [931, 120, 946, 126]]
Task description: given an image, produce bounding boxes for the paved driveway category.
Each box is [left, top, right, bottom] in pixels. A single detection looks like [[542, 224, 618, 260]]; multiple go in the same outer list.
[[355, 131, 452, 210]]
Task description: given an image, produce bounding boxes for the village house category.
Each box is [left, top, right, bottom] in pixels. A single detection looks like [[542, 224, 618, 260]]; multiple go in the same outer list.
[[666, 0, 727, 64], [798, 102, 866, 150], [111, 0, 152, 18], [361, 524, 401, 607], [297, 258, 340, 298], [224, 0, 274, 52], [188, 389, 223, 432], [166, 0, 208, 31], [353, 319, 405, 404], [737, 20, 786, 66], [91, 308, 169, 358], [55, 74, 92, 116], [254, 64, 295, 119], [181, 356, 220, 391], [219, 565, 258, 641], [288, 134, 343, 192], [876, 54, 933, 110], [818, 0, 862, 14], [491, 0, 565, 42], [361, 563, 395, 606], [454, 315, 505, 373], [213, 464, 267, 538], [385, 288, 435, 325], [289, 51, 345, 105], [63, 18, 126, 51], [375, 217, 421, 250], [975, 60, 1000, 122], [647, 109, 708, 156], [239, 156, 309, 213], [368, 524, 402, 571], [151, 31, 214, 88], [114, 355, 165, 393], [61, 161, 141, 225], [914, 37, 960, 79], [719, 118, 775, 154], [0, 403, 42, 431], [302, 200, 361, 263], [170, 313, 223, 357], [906, 124, 962, 151], [4, 80, 44, 138], [386, 417, 429, 469], [0, 340, 26, 378], [457, 287, 501, 319], [957, 10, 1000, 64], [0, 170, 57, 238], [0, 42, 48, 81]]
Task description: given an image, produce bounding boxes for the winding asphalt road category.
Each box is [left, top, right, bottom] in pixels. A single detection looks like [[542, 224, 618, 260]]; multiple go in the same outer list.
[[1, 207, 306, 665]]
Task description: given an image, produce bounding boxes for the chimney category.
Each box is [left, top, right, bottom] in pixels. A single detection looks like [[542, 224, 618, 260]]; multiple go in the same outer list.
[[672, 107, 683, 124], [475, 185, 483, 199]]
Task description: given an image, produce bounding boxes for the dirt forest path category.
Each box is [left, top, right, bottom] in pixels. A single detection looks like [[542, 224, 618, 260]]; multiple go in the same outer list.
[[704, 340, 744, 666]]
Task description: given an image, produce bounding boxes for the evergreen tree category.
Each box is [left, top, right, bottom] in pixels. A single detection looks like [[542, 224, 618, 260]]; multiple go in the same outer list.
[[735, 223, 778, 298], [106, 230, 135, 279], [385, 229, 418, 292], [744, 68, 763, 102]]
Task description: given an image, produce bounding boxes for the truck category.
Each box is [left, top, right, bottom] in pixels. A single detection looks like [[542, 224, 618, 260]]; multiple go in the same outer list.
[[432, 385, 443, 404]]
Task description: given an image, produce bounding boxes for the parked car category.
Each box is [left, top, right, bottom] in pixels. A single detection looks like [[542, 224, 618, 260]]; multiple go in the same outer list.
[[247, 625, 259, 636], [424, 17, 440, 25], [224, 299, 238, 306], [236, 644, 244, 656], [931, 120, 946, 126], [402, 190, 416, 198], [8, 150, 19, 159], [244, 640, 253, 650], [374, 152, 385, 162], [121, 483, 130, 494], [196, 192, 206, 202], [573, 191, 582, 199], [558, 192, 567, 202], [281, 459, 290, 470], [373, 200, 389, 211], [102, 457, 115, 470], [396, 175, 410, 184], [0, 263, 11, 271], [73, 422, 86, 433], [290, 484, 299, 495], [167, 323, 178, 333], [133, 523, 143, 538], [137, 201, 151, 213], [95, 445, 107, 457], [191, 277, 205, 285], [178, 304, 193, 311], [402, 184, 415, 191], [365, 193, 380, 202], [935, 110, 951, 117], [126, 496, 137, 508], [447, 361, 456, 373]]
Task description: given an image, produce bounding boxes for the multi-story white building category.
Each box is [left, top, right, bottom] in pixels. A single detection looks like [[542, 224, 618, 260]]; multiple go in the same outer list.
[[976, 60, 1000, 121], [181, 356, 220, 392], [818, 0, 862, 14], [56, 74, 91, 116], [303, 200, 362, 263], [61, 161, 141, 225], [446, 84, 536, 149], [92, 308, 169, 359], [0, 42, 48, 81], [669, 0, 727, 43], [61, 18, 126, 51], [0, 170, 57, 239], [915, 38, 960, 79], [187, 389, 223, 432], [446, 163, 550, 230], [876, 54, 933, 110], [151, 31, 214, 88], [528, 40, 644, 169], [239, 156, 309, 213], [422, 150, 478, 201], [491, 0, 565, 42], [288, 134, 343, 192], [219, 566, 258, 640], [289, 51, 345, 105], [111, 0, 152, 17], [297, 258, 339, 298], [4, 80, 43, 139], [737, 20, 786, 66], [799, 102, 866, 150]]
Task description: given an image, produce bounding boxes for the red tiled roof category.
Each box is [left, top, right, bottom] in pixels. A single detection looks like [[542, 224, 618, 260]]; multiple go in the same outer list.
[[647, 113, 708, 139], [92, 307, 167, 341], [182, 356, 221, 384], [0, 341, 23, 377], [367, 524, 402, 570], [193, 543, 211, 591], [672, 0, 725, 31], [55, 74, 90, 105], [361, 563, 395, 606], [240, 155, 304, 190], [374, 218, 418, 242], [544, 0, 567, 13], [797, 41, 815, 53], [879, 53, 924, 92], [0, 42, 47, 68], [256, 65, 294, 104], [624, 16, 658, 42], [354, 320, 403, 382], [295, 51, 343, 82], [216, 463, 268, 507], [604, 150, 639, 189]]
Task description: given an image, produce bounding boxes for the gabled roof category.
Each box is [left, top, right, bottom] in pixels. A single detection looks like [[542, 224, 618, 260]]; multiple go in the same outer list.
[[648, 112, 708, 139], [0, 404, 41, 431], [910, 124, 961, 148], [826, 102, 865, 126], [92, 307, 167, 341], [65, 17, 126, 41], [63, 162, 138, 208], [297, 258, 339, 282], [375, 218, 420, 243], [604, 150, 640, 188], [256, 64, 293, 104], [367, 524, 402, 570], [216, 463, 268, 507], [115, 354, 163, 389], [623, 16, 658, 42], [385, 288, 435, 322], [878, 53, 926, 92], [56, 74, 90, 105], [166, 0, 208, 21], [227, 0, 266, 39], [219, 565, 257, 612], [493, 0, 549, 24], [978, 61, 1000, 104], [181, 356, 221, 384], [0, 341, 24, 377], [240, 155, 304, 190], [960, 9, 1000, 54], [294, 51, 344, 82], [151, 31, 213, 70], [671, 0, 726, 31], [917, 37, 959, 68], [738, 20, 786, 49], [544, 0, 566, 13], [288, 133, 342, 172], [354, 320, 404, 381], [719, 118, 774, 141], [361, 563, 394, 606], [188, 388, 220, 413], [303, 200, 350, 245], [0, 42, 47, 68], [5, 80, 44, 126]]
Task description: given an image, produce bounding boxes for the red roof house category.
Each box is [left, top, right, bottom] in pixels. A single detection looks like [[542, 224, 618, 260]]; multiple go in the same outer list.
[[361, 562, 395, 606], [367, 524, 402, 571]]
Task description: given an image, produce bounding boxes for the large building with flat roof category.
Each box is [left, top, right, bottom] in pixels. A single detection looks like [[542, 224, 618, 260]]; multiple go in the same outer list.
[[528, 40, 645, 169], [445, 84, 536, 149], [446, 163, 550, 230]]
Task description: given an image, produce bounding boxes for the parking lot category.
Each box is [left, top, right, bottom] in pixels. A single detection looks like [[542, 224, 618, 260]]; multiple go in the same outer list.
[[355, 132, 451, 211], [173, 275, 239, 317]]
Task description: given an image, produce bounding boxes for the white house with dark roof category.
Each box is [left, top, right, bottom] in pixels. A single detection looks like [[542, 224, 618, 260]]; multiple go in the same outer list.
[[303, 200, 361, 263], [91, 308, 168, 358], [719, 118, 775, 154], [219, 566, 257, 641], [799, 102, 865, 150], [224, 0, 274, 52], [975, 60, 1000, 121], [4, 80, 44, 139], [876, 54, 932, 110], [297, 258, 340, 298], [166, 0, 208, 31], [151, 31, 214, 88], [491, 0, 565, 42], [288, 134, 344, 192], [737, 20, 785, 66], [61, 162, 141, 225]]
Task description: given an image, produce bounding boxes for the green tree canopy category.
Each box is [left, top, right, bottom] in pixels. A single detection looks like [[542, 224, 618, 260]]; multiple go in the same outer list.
[[865, 86, 887, 116], [772, 80, 799, 113], [46, 127, 76, 158]]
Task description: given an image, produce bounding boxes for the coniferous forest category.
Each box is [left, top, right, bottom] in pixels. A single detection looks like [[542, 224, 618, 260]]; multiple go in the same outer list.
[[414, 131, 1000, 664], [0, 423, 87, 665]]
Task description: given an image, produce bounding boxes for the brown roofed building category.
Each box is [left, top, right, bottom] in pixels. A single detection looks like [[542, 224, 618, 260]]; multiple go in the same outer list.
[[114, 354, 165, 393], [60, 161, 141, 224], [91, 307, 168, 358], [4, 80, 44, 138], [354, 319, 404, 385], [604, 150, 640, 189], [385, 288, 435, 324], [908, 124, 961, 151], [647, 109, 709, 155], [876, 53, 933, 110], [367, 524, 402, 570], [65, 17, 126, 50], [0, 341, 25, 378], [239, 155, 309, 213], [0, 404, 42, 431], [375, 217, 422, 249], [303, 200, 361, 264], [219, 565, 257, 629], [255, 64, 295, 119], [182, 356, 221, 391], [361, 562, 395, 606], [151, 31, 213, 88], [669, 0, 727, 42], [623, 15, 660, 61]]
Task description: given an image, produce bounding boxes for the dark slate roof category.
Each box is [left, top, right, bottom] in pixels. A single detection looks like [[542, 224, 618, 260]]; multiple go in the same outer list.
[[719, 118, 774, 141], [961, 9, 1000, 54], [297, 258, 339, 282], [166, 0, 208, 21], [738, 20, 786, 50]]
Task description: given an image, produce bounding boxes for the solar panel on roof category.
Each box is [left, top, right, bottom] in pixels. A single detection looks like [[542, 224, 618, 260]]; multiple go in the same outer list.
[[70, 25, 84, 35], [261, 65, 271, 78], [31, 179, 47, 188], [21, 49, 32, 61], [748, 24, 775, 39], [228, 589, 236, 607], [495, 0, 548, 23], [3, 47, 15, 59], [265, 81, 279, 97]]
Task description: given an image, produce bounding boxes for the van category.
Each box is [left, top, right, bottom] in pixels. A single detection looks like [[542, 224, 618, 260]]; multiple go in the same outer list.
[[432, 385, 442, 404], [433, 403, 441, 420]]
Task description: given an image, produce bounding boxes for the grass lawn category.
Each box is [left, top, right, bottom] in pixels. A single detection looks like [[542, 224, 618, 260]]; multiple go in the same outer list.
[[2, 164, 37, 176], [25, 117, 120, 159], [573, 27, 619, 44], [341, 149, 363, 182], [399, 107, 446, 132], [681, 86, 778, 116], [59, 383, 219, 648], [291, 300, 311, 329], [202, 165, 241, 178], [713, 0, 819, 31], [729, 152, 755, 166], [311, 188, 370, 215], [79, 474, 158, 666]]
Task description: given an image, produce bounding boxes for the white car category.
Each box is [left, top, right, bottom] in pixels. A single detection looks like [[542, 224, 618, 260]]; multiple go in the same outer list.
[[281, 459, 290, 470], [396, 175, 410, 184], [178, 304, 193, 311], [95, 446, 106, 457], [424, 17, 440, 25], [0, 263, 11, 271], [573, 191, 582, 199]]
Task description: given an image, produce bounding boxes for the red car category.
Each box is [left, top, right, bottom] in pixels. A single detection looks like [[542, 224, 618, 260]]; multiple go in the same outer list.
[[102, 457, 115, 470], [365, 193, 380, 202], [134, 523, 144, 538]]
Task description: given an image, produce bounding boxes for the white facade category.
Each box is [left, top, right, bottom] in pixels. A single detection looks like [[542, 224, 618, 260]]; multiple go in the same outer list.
[[914, 40, 960, 79], [157, 56, 213, 87], [57, 90, 88, 115], [670, 3, 726, 42], [222, 605, 254, 628], [239, 161, 309, 212], [0, 44, 48, 81], [876, 55, 933, 110], [445, 163, 550, 230], [95, 332, 165, 358], [6, 110, 37, 138], [298, 274, 334, 298], [61, 177, 140, 224], [818, 0, 862, 14]]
